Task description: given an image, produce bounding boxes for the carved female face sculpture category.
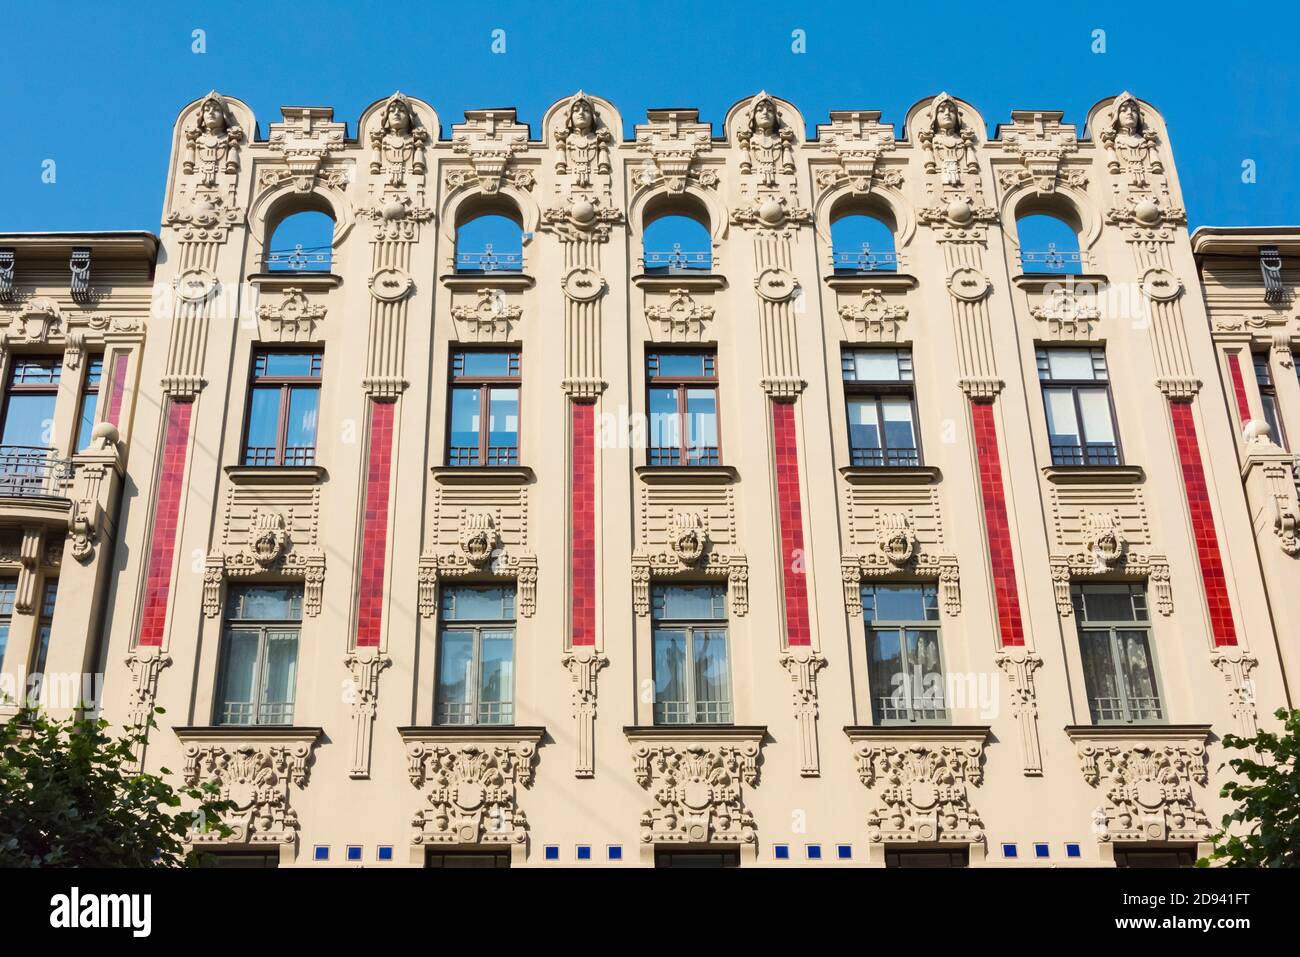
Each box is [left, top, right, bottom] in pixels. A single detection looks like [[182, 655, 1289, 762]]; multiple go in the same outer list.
[[385, 99, 411, 133], [753, 99, 777, 132], [935, 101, 958, 133], [1117, 99, 1140, 133], [200, 99, 227, 134], [570, 99, 594, 133]]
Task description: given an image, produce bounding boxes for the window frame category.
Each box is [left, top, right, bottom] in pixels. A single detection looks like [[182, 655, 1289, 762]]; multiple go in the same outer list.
[[434, 585, 517, 727], [214, 585, 303, 727], [650, 583, 733, 726], [240, 350, 323, 468], [860, 583, 946, 725], [1072, 583, 1165, 726], [0, 355, 62, 451], [1253, 351, 1286, 448], [29, 578, 57, 676], [76, 354, 104, 452], [0, 578, 17, 668], [445, 349, 522, 467], [645, 349, 721, 467], [1036, 347, 1123, 467], [841, 349, 922, 467]]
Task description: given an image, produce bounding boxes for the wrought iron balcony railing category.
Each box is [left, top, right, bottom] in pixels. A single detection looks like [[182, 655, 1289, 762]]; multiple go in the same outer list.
[[263, 243, 334, 272], [832, 244, 899, 274], [643, 244, 712, 274], [1018, 244, 1086, 274], [455, 244, 523, 274], [0, 445, 74, 499]]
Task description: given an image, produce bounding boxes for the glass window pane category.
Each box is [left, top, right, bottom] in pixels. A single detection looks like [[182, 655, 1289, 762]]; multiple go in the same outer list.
[[1, 394, 57, 447], [867, 585, 932, 622], [652, 353, 711, 378], [881, 397, 916, 450], [1117, 630, 1162, 720], [243, 387, 282, 460], [441, 586, 515, 621], [437, 631, 475, 724], [692, 629, 731, 723], [1077, 389, 1116, 445], [652, 585, 727, 620], [449, 387, 482, 456], [849, 351, 903, 382], [217, 630, 260, 725], [1043, 389, 1081, 445], [1079, 630, 1123, 722], [648, 388, 680, 451], [1046, 350, 1099, 381], [685, 388, 718, 450], [260, 353, 320, 378], [488, 387, 519, 448], [478, 630, 514, 724], [76, 393, 100, 451], [847, 398, 881, 449], [653, 628, 690, 723], [259, 630, 298, 723], [869, 628, 904, 719], [229, 585, 303, 621], [458, 352, 515, 378], [284, 387, 319, 463], [1080, 585, 1139, 623], [907, 629, 945, 714]]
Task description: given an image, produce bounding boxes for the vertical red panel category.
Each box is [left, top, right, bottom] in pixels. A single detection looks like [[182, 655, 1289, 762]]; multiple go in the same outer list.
[[1169, 400, 1238, 647], [105, 351, 129, 427], [971, 401, 1025, 647], [137, 400, 192, 647], [772, 401, 811, 647], [1225, 352, 1252, 427], [570, 402, 595, 647], [356, 401, 395, 648]]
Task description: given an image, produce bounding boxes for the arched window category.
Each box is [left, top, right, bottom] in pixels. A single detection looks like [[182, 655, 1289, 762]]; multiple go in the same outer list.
[[830, 212, 897, 274], [1016, 213, 1082, 275], [456, 212, 523, 274], [266, 210, 335, 272], [643, 198, 712, 274]]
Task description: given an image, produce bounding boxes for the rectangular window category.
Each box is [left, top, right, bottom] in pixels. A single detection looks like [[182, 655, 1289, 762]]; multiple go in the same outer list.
[[215, 585, 302, 726], [30, 579, 57, 675], [651, 584, 731, 724], [242, 351, 322, 467], [1037, 348, 1120, 466], [1253, 353, 1286, 448], [436, 585, 516, 725], [842, 349, 920, 467], [1073, 583, 1162, 724], [1, 356, 60, 452], [647, 351, 720, 466], [76, 356, 104, 451], [447, 351, 520, 466], [862, 584, 945, 724], [0, 579, 16, 666]]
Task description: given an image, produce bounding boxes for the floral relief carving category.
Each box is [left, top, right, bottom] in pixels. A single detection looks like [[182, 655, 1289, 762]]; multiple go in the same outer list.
[[645, 288, 715, 342], [451, 288, 522, 342], [839, 288, 908, 342], [629, 735, 762, 849], [402, 730, 541, 849], [257, 287, 326, 342], [848, 730, 988, 852], [204, 498, 326, 618], [1030, 283, 1100, 340]]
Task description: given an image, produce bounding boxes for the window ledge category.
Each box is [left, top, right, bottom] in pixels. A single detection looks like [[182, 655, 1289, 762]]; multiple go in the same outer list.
[[248, 272, 342, 291], [636, 465, 738, 486], [632, 273, 728, 292], [624, 725, 766, 744], [224, 465, 329, 485], [1063, 724, 1211, 743], [397, 725, 546, 746], [1041, 464, 1144, 485], [824, 273, 917, 293], [173, 725, 324, 744], [440, 273, 535, 292], [844, 725, 991, 744], [431, 465, 534, 486], [839, 465, 941, 485], [1012, 273, 1108, 292]]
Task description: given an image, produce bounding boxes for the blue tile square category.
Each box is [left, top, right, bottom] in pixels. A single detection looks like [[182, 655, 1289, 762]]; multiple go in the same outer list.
[[346, 845, 362, 862], [544, 845, 560, 861], [1002, 843, 1018, 859], [1034, 843, 1050, 859], [608, 845, 623, 861], [836, 844, 852, 860], [576, 845, 592, 861], [806, 844, 822, 860], [1066, 843, 1082, 859], [377, 846, 393, 862], [773, 844, 790, 860], [313, 845, 329, 862]]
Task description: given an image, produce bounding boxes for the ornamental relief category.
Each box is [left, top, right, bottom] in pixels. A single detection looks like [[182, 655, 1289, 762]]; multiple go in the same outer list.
[[838, 288, 909, 343], [848, 729, 988, 851], [635, 488, 747, 615], [450, 287, 522, 342], [419, 501, 536, 618], [401, 730, 542, 849], [261, 107, 349, 193], [996, 110, 1083, 194], [729, 92, 810, 232], [814, 110, 903, 196], [256, 287, 325, 342], [179, 731, 319, 847], [633, 109, 717, 193], [644, 287, 716, 342], [451, 108, 534, 195], [629, 734, 762, 849], [1069, 729, 1211, 845], [914, 93, 997, 239], [1095, 93, 1186, 235], [354, 92, 435, 243], [167, 91, 246, 243], [1028, 282, 1101, 341]]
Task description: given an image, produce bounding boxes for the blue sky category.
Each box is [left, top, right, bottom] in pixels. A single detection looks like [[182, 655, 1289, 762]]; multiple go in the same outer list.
[[3, 0, 1297, 232]]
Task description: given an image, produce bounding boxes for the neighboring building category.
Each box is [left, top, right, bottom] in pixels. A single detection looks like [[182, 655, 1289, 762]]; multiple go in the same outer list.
[[6, 89, 1295, 867]]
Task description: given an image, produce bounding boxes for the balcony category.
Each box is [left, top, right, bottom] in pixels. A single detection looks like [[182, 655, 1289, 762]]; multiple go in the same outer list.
[[643, 244, 712, 275], [455, 244, 523, 275], [832, 243, 899, 275], [262, 243, 333, 273], [0, 446, 73, 499], [1017, 244, 1086, 275]]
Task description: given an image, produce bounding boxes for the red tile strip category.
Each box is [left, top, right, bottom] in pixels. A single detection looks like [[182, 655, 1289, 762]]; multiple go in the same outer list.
[[356, 401, 395, 648], [970, 400, 1025, 647], [105, 351, 129, 427], [571, 402, 595, 647], [137, 399, 192, 647], [1226, 351, 1252, 427], [1169, 400, 1238, 647], [772, 401, 811, 647]]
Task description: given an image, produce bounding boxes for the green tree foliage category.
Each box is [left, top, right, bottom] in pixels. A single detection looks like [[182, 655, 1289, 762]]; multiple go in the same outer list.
[[0, 707, 232, 867], [1200, 708, 1300, 867]]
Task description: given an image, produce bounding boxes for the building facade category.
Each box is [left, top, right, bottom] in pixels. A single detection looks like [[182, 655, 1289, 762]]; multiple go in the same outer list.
[[3, 89, 1296, 867]]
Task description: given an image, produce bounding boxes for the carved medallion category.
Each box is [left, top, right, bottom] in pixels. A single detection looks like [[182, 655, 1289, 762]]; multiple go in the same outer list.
[[946, 266, 991, 301], [561, 266, 606, 302], [754, 267, 797, 302], [369, 266, 413, 302]]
